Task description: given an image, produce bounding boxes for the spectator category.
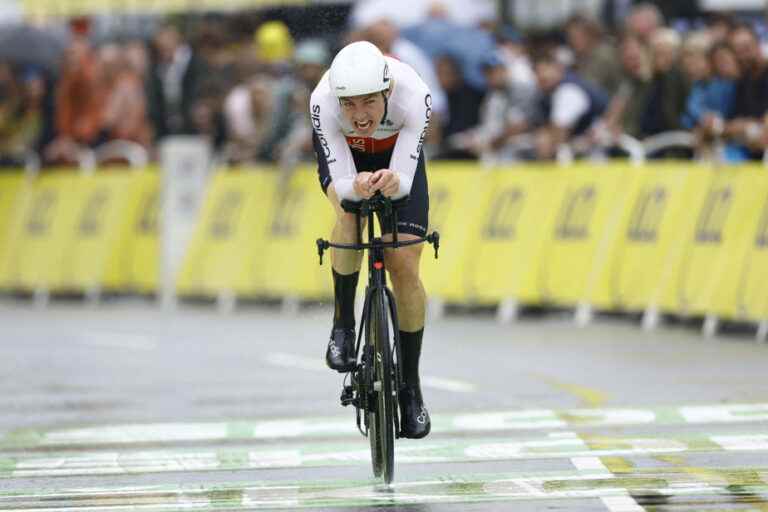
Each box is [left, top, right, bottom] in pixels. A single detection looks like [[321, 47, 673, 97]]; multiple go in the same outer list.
[[433, 53, 484, 160], [355, 16, 447, 118], [639, 28, 690, 137], [624, 2, 664, 46], [495, 26, 536, 92], [0, 62, 44, 166], [532, 52, 608, 160], [704, 12, 737, 46], [44, 37, 105, 165], [602, 33, 653, 139], [564, 14, 622, 95], [147, 24, 207, 140], [723, 23, 768, 159], [253, 20, 294, 77], [695, 42, 743, 161], [447, 52, 537, 162], [99, 44, 152, 149], [275, 39, 331, 170], [223, 76, 281, 164]]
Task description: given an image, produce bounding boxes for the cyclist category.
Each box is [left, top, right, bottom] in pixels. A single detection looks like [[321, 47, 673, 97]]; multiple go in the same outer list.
[[310, 41, 432, 439]]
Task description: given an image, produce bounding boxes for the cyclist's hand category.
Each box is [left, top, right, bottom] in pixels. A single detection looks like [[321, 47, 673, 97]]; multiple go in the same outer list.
[[369, 169, 400, 197], [353, 172, 375, 199]]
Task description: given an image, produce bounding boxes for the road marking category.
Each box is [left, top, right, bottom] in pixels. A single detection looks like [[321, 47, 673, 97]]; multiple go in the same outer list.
[[531, 373, 609, 408], [2, 432, 767, 478], [80, 331, 157, 351], [2, 403, 768, 450], [420, 376, 476, 393], [1, 470, 766, 510], [265, 352, 476, 392]]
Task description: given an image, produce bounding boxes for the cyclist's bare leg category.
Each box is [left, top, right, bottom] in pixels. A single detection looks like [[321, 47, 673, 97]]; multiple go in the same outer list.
[[382, 235, 425, 331], [383, 233, 430, 438], [326, 187, 364, 274], [324, 187, 366, 372]]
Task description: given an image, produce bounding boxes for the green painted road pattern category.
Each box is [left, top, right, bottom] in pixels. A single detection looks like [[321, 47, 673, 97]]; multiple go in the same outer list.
[[3, 306, 768, 510], [2, 402, 768, 450]]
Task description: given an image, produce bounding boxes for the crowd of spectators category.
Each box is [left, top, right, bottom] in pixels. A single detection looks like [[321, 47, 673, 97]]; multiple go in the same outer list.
[[1, 1, 768, 171]]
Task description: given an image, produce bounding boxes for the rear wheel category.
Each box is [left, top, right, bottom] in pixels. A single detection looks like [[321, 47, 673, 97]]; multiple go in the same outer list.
[[367, 289, 395, 484]]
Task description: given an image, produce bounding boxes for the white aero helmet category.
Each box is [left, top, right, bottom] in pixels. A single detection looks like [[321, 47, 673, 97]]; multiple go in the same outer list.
[[328, 41, 390, 98]]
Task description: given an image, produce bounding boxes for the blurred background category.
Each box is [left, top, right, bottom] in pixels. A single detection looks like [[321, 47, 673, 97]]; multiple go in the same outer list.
[[1, 0, 768, 336]]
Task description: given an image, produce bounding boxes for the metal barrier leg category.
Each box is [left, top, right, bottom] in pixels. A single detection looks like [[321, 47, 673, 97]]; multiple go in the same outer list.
[[702, 314, 719, 339], [33, 288, 49, 309], [427, 297, 445, 321], [85, 286, 101, 309], [497, 298, 519, 324], [757, 321, 768, 343], [217, 290, 236, 315], [282, 295, 301, 316], [642, 305, 660, 331], [575, 302, 593, 327]]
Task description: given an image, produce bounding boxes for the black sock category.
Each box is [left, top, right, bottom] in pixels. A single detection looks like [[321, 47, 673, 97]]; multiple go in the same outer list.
[[332, 269, 359, 329], [399, 328, 424, 388]]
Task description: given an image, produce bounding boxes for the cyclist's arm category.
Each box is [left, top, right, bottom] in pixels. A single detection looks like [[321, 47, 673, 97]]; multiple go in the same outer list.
[[310, 93, 363, 201], [388, 89, 432, 199]]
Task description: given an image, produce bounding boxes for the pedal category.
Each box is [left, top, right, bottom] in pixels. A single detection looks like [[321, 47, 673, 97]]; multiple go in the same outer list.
[[340, 385, 356, 407]]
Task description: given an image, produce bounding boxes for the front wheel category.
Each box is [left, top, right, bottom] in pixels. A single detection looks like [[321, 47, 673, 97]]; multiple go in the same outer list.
[[367, 289, 395, 484]]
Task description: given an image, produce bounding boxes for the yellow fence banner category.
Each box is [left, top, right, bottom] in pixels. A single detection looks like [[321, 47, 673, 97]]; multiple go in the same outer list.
[[2, 171, 80, 291], [592, 163, 710, 311], [468, 164, 564, 304], [538, 163, 631, 306], [663, 166, 766, 315], [128, 170, 160, 294], [256, 166, 335, 299], [705, 166, 768, 321], [420, 163, 487, 303], [0, 172, 27, 289], [61, 169, 157, 293], [177, 168, 276, 297]]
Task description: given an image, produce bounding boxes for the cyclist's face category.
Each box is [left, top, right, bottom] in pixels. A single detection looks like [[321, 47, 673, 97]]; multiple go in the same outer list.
[[339, 92, 386, 136]]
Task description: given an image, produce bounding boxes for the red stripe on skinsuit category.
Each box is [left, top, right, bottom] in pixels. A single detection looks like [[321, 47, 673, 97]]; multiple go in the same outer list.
[[346, 133, 399, 153]]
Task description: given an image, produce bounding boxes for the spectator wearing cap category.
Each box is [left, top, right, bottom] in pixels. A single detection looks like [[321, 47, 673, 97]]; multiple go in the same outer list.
[[447, 51, 538, 162], [254, 20, 294, 77], [532, 52, 608, 160], [723, 23, 768, 159], [564, 14, 622, 96]]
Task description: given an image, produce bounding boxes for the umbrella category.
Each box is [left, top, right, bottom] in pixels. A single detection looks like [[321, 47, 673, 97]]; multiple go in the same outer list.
[[0, 24, 65, 73]]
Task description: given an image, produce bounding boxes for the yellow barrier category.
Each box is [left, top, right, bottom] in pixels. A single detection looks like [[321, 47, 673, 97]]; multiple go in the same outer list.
[[128, 170, 160, 294], [589, 162, 711, 311], [0, 172, 27, 289], [61, 169, 158, 293], [468, 164, 564, 304], [2, 171, 81, 291], [538, 163, 632, 307], [420, 163, 486, 303], [708, 167, 768, 321], [255, 166, 335, 299], [663, 166, 766, 316], [177, 168, 276, 297]]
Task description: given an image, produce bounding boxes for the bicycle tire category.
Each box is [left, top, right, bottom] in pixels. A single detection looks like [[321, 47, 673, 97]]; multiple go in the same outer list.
[[367, 288, 395, 484]]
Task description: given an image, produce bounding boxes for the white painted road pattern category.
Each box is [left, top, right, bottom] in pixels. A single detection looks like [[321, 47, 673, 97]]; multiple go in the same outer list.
[[1, 305, 768, 511]]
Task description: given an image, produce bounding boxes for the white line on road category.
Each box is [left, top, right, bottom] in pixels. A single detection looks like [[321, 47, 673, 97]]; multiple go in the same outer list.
[[265, 352, 476, 393], [80, 332, 158, 351]]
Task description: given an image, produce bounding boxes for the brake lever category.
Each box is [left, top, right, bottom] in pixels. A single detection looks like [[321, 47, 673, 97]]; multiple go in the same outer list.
[[316, 239, 329, 265]]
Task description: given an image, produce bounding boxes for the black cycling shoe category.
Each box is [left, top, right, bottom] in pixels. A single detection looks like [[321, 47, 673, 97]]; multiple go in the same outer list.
[[398, 386, 431, 439], [325, 327, 357, 372]]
